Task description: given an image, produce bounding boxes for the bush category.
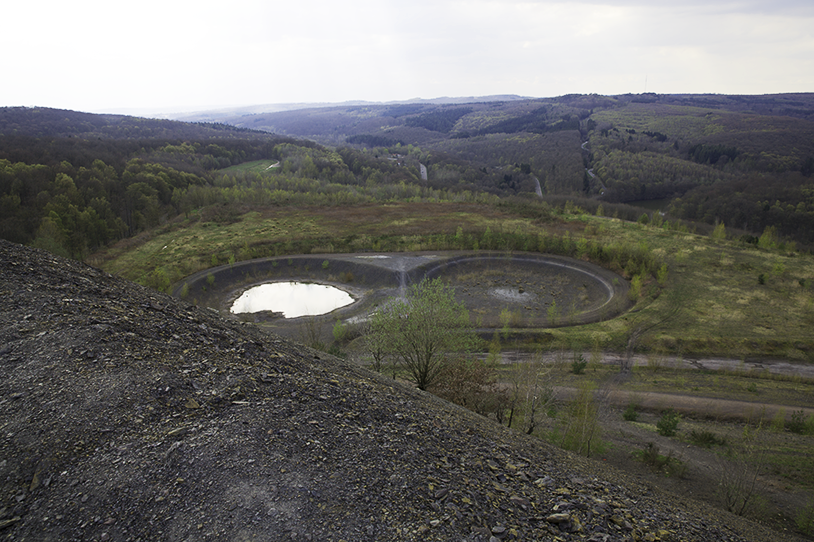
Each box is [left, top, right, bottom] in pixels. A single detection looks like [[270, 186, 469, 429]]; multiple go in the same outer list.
[[787, 409, 813, 434], [571, 353, 587, 375], [327, 344, 346, 359], [635, 442, 687, 477], [657, 409, 680, 437], [622, 403, 639, 421], [796, 499, 814, 536], [689, 429, 726, 448], [332, 320, 347, 343]]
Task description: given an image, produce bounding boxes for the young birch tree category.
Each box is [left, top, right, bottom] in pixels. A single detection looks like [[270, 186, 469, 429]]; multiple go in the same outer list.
[[367, 278, 476, 390]]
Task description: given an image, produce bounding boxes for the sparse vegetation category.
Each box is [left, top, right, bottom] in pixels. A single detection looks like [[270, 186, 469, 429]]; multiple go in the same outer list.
[[657, 408, 681, 437], [623, 402, 640, 421], [688, 429, 727, 448], [634, 442, 687, 478], [797, 498, 814, 536]]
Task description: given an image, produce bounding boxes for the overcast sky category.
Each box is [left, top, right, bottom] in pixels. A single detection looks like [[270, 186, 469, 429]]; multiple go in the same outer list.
[[3, 0, 813, 115]]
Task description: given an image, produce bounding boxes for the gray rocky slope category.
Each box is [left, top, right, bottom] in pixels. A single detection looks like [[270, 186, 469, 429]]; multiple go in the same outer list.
[[0, 239, 785, 541]]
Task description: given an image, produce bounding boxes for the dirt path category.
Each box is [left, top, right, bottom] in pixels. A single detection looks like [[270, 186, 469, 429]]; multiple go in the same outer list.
[[497, 349, 814, 379], [553, 386, 814, 421], [496, 348, 814, 421]]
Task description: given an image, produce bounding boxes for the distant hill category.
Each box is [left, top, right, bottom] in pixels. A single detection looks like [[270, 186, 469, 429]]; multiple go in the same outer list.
[[0, 106, 269, 140], [169, 95, 531, 124]]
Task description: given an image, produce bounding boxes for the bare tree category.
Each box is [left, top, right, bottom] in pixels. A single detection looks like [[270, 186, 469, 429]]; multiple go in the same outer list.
[[718, 423, 768, 516], [362, 319, 389, 374], [503, 351, 555, 434]]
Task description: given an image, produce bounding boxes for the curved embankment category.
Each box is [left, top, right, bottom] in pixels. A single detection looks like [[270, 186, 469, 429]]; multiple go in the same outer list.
[[172, 251, 630, 340]]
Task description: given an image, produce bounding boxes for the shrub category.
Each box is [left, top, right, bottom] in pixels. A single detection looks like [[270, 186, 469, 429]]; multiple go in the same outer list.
[[657, 409, 680, 437], [628, 274, 643, 301], [718, 424, 768, 516], [770, 408, 787, 432], [327, 344, 346, 359], [622, 403, 639, 421], [571, 353, 587, 375], [547, 301, 559, 326], [711, 222, 727, 239], [656, 263, 668, 286], [796, 498, 814, 536], [635, 442, 687, 477], [332, 320, 347, 343], [430, 356, 502, 417], [689, 429, 727, 448], [787, 409, 813, 434]]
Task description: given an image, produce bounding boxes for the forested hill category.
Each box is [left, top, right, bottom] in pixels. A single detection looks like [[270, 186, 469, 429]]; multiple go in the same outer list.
[[0, 106, 266, 140], [0, 107, 324, 258]]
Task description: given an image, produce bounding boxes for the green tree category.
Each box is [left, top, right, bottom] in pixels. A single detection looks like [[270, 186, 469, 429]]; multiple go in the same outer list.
[[711, 221, 727, 240], [558, 380, 601, 456], [367, 278, 476, 390]]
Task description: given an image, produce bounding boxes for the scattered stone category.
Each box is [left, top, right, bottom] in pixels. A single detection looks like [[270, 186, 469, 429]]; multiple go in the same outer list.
[[546, 513, 571, 524], [0, 517, 21, 530]]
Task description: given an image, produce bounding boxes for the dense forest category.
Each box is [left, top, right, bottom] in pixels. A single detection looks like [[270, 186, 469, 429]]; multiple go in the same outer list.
[[3, 93, 814, 261]]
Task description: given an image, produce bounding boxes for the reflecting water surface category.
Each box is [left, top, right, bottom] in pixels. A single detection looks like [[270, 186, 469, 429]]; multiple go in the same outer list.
[[231, 282, 354, 318]]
